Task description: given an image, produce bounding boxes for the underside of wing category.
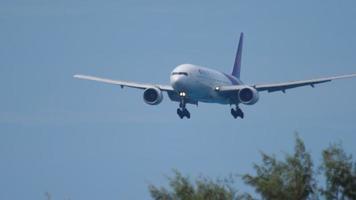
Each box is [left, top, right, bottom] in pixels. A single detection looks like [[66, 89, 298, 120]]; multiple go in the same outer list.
[[217, 85, 248, 92], [254, 73, 356, 93], [217, 73, 356, 93], [73, 74, 173, 91]]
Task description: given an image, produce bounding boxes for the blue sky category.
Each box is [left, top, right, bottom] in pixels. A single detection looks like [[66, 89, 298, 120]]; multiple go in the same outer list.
[[1, 0, 356, 199]]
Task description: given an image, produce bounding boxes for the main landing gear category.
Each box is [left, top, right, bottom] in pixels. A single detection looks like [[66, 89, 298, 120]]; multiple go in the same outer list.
[[231, 105, 244, 119], [177, 92, 190, 119]]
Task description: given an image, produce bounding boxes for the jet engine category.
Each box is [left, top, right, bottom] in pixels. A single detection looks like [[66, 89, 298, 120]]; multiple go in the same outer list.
[[238, 86, 259, 105], [143, 87, 163, 105]]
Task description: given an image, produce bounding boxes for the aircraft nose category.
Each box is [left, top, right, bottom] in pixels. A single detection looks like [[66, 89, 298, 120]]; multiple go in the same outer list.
[[170, 75, 184, 90]]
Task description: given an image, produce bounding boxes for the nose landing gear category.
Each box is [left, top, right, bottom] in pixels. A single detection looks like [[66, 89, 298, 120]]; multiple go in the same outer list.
[[231, 105, 244, 119], [177, 107, 190, 119], [177, 92, 191, 119]]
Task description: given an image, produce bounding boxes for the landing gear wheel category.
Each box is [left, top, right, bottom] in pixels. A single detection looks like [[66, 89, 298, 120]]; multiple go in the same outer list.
[[183, 109, 191, 119], [177, 108, 184, 119], [236, 108, 244, 119], [231, 108, 238, 119], [231, 106, 244, 119]]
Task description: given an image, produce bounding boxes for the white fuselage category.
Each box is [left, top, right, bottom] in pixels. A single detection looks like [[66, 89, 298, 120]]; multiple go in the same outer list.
[[170, 64, 242, 104]]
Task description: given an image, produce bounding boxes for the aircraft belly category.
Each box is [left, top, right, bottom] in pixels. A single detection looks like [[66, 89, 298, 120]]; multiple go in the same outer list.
[[187, 78, 229, 104]]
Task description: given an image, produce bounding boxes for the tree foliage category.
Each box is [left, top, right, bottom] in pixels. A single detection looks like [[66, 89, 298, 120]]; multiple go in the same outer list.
[[148, 170, 252, 200], [149, 135, 356, 200], [242, 134, 317, 200], [320, 144, 356, 200]]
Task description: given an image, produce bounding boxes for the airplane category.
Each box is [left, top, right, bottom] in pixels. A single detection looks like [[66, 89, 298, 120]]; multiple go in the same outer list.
[[74, 33, 356, 119]]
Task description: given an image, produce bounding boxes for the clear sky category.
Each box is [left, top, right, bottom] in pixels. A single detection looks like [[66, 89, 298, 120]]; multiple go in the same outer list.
[[1, 0, 356, 199]]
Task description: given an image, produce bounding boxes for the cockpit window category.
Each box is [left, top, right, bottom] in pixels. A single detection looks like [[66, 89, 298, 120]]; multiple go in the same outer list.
[[172, 72, 188, 76]]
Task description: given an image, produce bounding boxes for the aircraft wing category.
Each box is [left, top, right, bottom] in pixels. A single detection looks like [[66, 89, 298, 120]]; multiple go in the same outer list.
[[73, 74, 174, 91], [218, 73, 356, 93]]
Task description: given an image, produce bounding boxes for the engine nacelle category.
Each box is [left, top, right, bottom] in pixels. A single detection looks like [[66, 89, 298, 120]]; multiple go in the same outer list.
[[238, 86, 259, 105], [143, 87, 163, 105]]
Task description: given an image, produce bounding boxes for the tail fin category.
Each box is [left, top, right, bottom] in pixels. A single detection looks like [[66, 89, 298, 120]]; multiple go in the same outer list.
[[231, 32, 243, 78]]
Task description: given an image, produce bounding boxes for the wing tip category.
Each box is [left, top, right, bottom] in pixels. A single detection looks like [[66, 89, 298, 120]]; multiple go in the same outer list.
[[73, 74, 85, 79]]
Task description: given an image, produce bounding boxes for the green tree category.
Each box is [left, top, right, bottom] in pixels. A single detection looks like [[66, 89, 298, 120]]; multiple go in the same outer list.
[[320, 143, 356, 200], [242, 134, 317, 200], [149, 134, 356, 200], [148, 170, 252, 200]]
